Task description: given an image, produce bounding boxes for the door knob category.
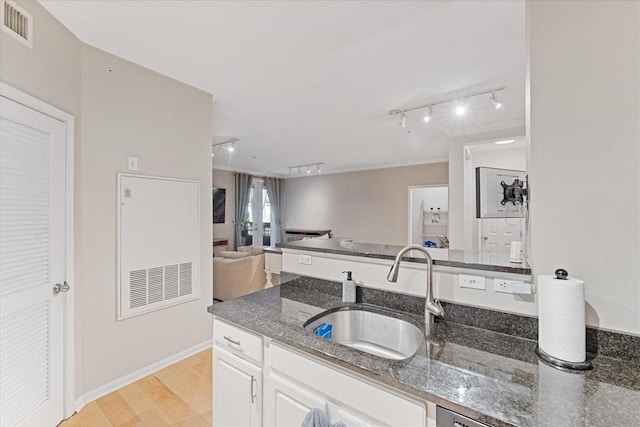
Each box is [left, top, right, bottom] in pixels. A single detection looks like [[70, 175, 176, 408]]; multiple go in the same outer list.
[[53, 282, 70, 294], [483, 236, 488, 241]]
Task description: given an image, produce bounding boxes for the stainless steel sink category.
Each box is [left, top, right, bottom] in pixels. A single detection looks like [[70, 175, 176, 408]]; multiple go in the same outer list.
[[303, 305, 424, 360]]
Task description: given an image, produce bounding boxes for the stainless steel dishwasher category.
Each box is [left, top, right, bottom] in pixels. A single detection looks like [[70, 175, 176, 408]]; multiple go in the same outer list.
[[436, 406, 490, 427]]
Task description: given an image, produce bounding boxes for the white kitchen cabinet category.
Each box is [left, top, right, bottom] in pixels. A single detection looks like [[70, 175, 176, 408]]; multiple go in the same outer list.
[[266, 342, 425, 427], [212, 318, 428, 427], [264, 373, 328, 427], [213, 346, 262, 427]]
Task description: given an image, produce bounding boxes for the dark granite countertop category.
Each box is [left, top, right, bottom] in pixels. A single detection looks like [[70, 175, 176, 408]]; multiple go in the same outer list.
[[277, 239, 531, 275], [208, 278, 640, 427]]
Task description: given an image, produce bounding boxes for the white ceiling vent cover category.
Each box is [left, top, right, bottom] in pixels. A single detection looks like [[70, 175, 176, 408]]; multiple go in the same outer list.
[[1, 0, 33, 48], [118, 174, 200, 320]]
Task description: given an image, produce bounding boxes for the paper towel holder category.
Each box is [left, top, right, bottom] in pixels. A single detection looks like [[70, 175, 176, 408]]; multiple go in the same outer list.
[[536, 267, 593, 371], [535, 346, 593, 371]]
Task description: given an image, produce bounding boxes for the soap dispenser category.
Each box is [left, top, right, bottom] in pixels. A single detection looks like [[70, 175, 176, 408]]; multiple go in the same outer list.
[[342, 271, 356, 303]]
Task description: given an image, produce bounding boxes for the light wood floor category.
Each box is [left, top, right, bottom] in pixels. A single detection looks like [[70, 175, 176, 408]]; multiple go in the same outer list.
[[59, 349, 212, 427]]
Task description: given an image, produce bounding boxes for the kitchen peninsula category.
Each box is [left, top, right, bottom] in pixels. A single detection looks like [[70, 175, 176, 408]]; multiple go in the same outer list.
[[208, 275, 640, 426]]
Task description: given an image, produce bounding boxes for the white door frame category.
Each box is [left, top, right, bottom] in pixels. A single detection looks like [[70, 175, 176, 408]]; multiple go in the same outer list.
[[0, 82, 76, 418]]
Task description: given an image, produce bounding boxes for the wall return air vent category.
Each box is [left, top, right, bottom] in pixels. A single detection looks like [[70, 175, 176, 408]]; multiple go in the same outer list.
[[1, 0, 32, 48], [117, 174, 200, 320]]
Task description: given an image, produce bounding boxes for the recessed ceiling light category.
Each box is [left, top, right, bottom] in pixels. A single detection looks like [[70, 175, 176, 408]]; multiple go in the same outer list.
[[227, 144, 234, 152], [455, 105, 466, 116], [495, 139, 515, 145]]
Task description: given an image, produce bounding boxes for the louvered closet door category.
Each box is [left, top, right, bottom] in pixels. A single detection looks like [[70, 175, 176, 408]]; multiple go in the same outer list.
[[0, 96, 67, 427]]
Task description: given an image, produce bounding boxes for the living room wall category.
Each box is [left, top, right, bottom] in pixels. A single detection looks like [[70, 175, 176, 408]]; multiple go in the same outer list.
[[212, 168, 235, 245], [284, 162, 448, 245]]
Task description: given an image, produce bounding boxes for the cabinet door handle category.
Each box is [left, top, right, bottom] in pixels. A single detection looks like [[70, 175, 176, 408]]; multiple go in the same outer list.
[[250, 375, 257, 403], [223, 335, 241, 346]]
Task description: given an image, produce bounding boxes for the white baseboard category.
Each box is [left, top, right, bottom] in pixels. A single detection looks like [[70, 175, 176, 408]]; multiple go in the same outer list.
[[74, 339, 212, 413]]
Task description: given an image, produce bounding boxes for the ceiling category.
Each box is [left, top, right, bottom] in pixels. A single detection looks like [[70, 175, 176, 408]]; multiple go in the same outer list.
[[39, 0, 526, 176]]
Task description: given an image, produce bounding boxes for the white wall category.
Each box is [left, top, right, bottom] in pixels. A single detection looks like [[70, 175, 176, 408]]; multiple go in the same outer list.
[[80, 44, 213, 392], [213, 168, 235, 245], [470, 146, 526, 172], [284, 163, 448, 246], [0, 0, 85, 398], [528, 0, 640, 334], [2, 0, 215, 399]]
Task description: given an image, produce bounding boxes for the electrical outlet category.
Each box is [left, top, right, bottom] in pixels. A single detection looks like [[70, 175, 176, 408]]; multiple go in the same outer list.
[[495, 280, 511, 293], [495, 280, 532, 294], [459, 274, 486, 290], [298, 254, 312, 265]]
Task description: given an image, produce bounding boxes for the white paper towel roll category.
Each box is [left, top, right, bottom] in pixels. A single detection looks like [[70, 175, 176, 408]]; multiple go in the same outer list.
[[538, 274, 586, 363]]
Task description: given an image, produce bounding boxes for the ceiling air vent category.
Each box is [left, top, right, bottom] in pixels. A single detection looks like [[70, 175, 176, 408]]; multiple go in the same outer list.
[[1, 0, 33, 48]]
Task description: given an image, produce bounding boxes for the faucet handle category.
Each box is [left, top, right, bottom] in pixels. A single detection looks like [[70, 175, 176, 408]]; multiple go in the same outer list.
[[426, 300, 445, 319]]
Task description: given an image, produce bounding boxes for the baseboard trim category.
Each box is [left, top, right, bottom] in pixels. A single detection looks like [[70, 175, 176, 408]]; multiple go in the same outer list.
[[73, 339, 212, 413]]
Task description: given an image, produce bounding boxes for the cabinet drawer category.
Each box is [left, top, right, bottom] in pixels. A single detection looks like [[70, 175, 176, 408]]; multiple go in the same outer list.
[[269, 343, 425, 427], [213, 318, 263, 365]]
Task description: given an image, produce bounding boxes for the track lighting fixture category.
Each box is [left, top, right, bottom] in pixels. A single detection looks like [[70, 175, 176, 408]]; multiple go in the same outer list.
[[288, 162, 324, 176], [212, 137, 239, 156], [489, 91, 503, 110], [423, 106, 432, 123], [388, 86, 506, 128]]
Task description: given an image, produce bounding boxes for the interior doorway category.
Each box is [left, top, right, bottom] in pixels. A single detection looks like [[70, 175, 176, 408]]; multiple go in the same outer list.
[[464, 140, 527, 252], [407, 185, 449, 248]]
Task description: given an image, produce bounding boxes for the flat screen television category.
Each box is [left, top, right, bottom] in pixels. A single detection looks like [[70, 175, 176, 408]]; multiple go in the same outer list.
[[213, 188, 226, 224]]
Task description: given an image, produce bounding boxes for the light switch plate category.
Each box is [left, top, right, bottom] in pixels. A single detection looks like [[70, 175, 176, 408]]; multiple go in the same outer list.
[[459, 274, 486, 290], [127, 156, 138, 171]]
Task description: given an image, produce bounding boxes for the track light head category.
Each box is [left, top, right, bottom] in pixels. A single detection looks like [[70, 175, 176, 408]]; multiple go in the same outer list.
[[423, 106, 433, 123], [399, 112, 407, 128], [489, 92, 503, 110], [227, 144, 234, 153]]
